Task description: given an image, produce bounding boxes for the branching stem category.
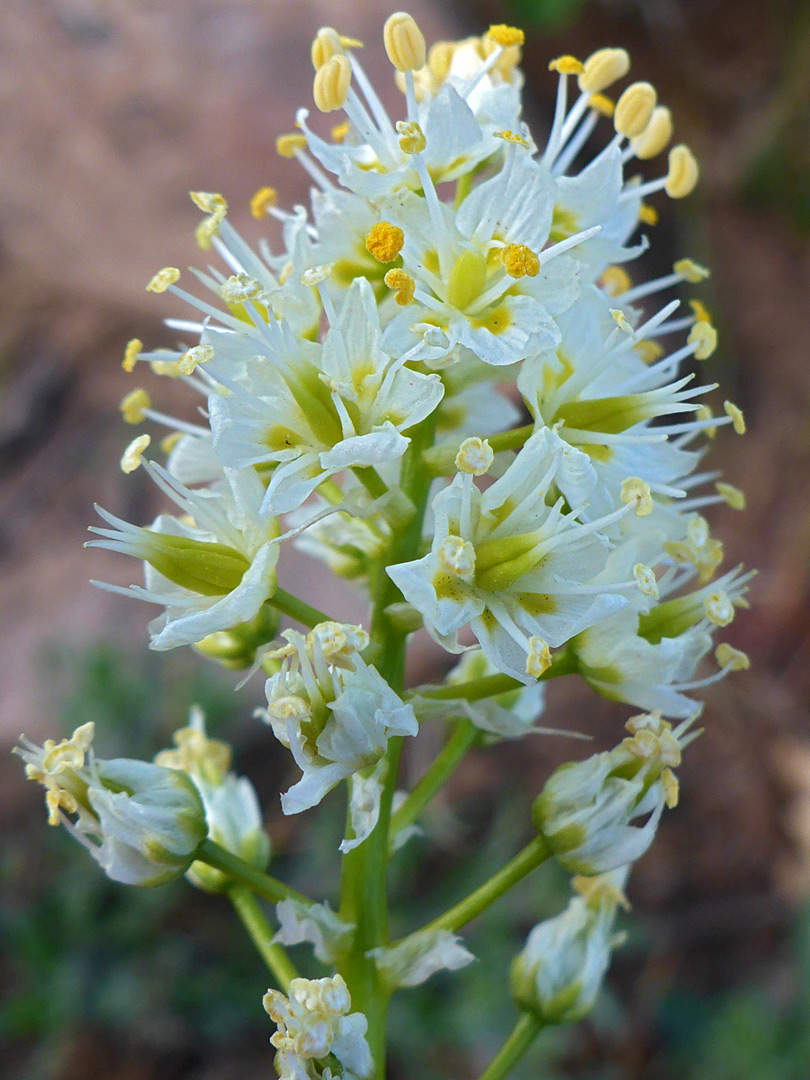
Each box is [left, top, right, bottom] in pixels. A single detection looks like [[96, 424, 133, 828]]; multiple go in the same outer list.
[[229, 885, 299, 993]]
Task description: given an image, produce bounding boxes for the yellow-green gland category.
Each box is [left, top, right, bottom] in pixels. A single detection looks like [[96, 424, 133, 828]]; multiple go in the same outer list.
[[473, 531, 544, 592]]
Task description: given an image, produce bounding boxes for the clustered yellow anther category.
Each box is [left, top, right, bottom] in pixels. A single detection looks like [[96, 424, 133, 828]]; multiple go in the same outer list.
[[455, 437, 494, 475], [396, 119, 426, 155], [300, 264, 333, 287], [426, 40, 454, 82], [600, 266, 632, 296], [383, 12, 426, 72], [715, 642, 750, 671], [623, 713, 682, 808], [526, 636, 551, 678], [314, 54, 352, 112], [122, 338, 142, 373], [696, 403, 716, 438], [190, 191, 228, 250], [548, 54, 583, 75], [365, 221, 405, 263], [621, 476, 653, 516], [249, 186, 277, 219], [486, 24, 525, 48], [588, 93, 615, 118], [311, 26, 344, 70], [150, 357, 182, 377], [674, 258, 710, 283], [716, 481, 745, 510], [613, 81, 657, 138], [689, 299, 712, 324], [665, 144, 699, 198], [663, 513, 724, 583], [630, 105, 673, 160], [638, 203, 659, 226], [704, 590, 734, 627], [723, 400, 745, 434], [384, 268, 415, 305], [688, 321, 717, 360], [330, 121, 350, 143], [634, 339, 664, 364], [220, 273, 264, 304], [276, 133, 307, 158], [500, 243, 540, 278], [146, 267, 180, 293], [633, 563, 659, 599], [578, 47, 630, 94], [120, 388, 151, 424], [121, 433, 150, 474], [493, 129, 530, 148], [437, 535, 476, 579], [22, 723, 95, 826], [178, 344, 215, 375]]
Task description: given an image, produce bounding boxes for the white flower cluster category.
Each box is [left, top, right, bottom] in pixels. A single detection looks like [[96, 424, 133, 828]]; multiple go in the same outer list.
[[76, 12, 752, 883]]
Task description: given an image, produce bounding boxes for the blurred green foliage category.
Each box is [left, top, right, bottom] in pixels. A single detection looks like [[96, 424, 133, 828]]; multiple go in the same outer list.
[[507, 0, 589, 31]]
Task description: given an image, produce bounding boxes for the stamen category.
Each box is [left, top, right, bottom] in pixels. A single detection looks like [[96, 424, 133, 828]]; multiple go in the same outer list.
[[665, 144, 699, 198], [716, 482, 745, 510], [688, 321, 717, 359], [146, 267, 180, 293], [122, 338, 142, 372], [634, 563, 659, 600], [613, 82, 657, 139], [120, 388, 151, 424], [249, 187, 278, 218], [383, 12, 426, 72], [276, 133, 308, 158], [716, 643, 750, 671], [313, 55, 352, 112], [578, 47, 630, 94], [630, 105, 673, 159], [723, 400, 746, 434], [674, 257, 710, 282], [620, 476, 653, 516], [704, 590, 734, 626], [121, 434, 150, 474], [487, 25, 525, 48], [455, 437, 494, 476], [526, 636, 551, 678], [311, 27, 344, 70], [384, 268, 415, 305], [500, 243, 540, 278], [365, 221, 405, 263]]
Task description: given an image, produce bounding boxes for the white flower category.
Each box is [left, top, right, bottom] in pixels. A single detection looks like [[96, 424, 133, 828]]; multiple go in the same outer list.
[[388, 428, 632, 682], [88, 465, 280, 651], [368, 929, 475, 988], [154, 706, 271, 892], [263, 975, 373, 1080], [510, 868, 629, 1024], [272, 899, 355, 964], [258, 624, 417, 818], [15, 723, 207, 887]]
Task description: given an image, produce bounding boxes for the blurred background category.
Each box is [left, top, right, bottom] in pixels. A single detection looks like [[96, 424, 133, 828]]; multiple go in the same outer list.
[[2, 0, 810, 1077]]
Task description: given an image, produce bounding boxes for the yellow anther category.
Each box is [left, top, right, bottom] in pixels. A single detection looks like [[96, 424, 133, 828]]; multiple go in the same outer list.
[[384, 268, 415, 305], [146, 267, 180, 293], [614, 81, 657, 138], [365, 221, 405, 263], [633, 563, 659, 600], [122, 338, 142, 373], [249, 186, 277, 219], [621, 476, 653, 516], [220, 273, 264, 304], [600, 265, 631, 296], [661, 767, 679, 809], [674, 258, 710, 283], [578, 47, 630, 94], [723, 400, 745, 434], [638, 203, 659, 226], [314, 54, 352, 112], [500, 242, 539, 278], [120, 388, 151, 424], [338, 34, 363, 49], [300, 264, 333, 287], [689, 299, 712, 323], [634, 339, 664, 364], [665, 144, 699, 198], [278, 261, 293, 285], [383, 12, 426, 72], [715, 642, 750, 671], [178, 344, 214, 375], [311, 27, 344, 70], [573, 873, 631, 910], [716, 481, 745, 510], [487, 24, 525, 48], [427, 41, 455, 81], [631, 105, 673, 159], [437, 535, 476, 579], [190, 191, 226, 215], [526, 636, 551, 678], [161, 431, 182, 454], [330, 121, 350, 143], [688, 321, 717, 360], [455, 437, 494, 476], [121, 433, 150, 474], [610, 308, 635, 336], [150, 357, 182, 377], [549, 54, 583, 75], [696, 403, 716, 438], [588, 93, 615, 117], [705, 590, 734, 626], [396, 119, 426, 154], [493, 129, 530, 148], [276, 133, 307, 158]]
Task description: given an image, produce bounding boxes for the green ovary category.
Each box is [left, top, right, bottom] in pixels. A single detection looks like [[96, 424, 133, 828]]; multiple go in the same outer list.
[[142, 533, 253, 596], [446, 249, 488, 311], [474, 531, 544, 592], [554, 393, 658, 434]]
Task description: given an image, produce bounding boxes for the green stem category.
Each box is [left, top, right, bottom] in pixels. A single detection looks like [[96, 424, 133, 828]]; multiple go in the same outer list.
[[398, 835, 550, 940], [423, 423, 534, 475], [229, 885, 299, 993], [197, 839, 312, 907], [415, 651, 575, 704], [478, 1013, 543, 1080], [268, 588, 332, 628], [352, 465, 389, 500], [389, 719, 480, 840]]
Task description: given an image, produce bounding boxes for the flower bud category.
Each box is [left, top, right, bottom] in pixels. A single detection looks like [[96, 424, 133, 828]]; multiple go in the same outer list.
[[510, 870, 627, 1024]]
